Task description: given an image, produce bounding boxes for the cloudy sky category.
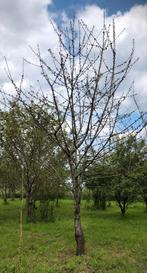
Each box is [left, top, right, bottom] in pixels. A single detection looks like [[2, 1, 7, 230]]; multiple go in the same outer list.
[[0, 0, 147, 115]]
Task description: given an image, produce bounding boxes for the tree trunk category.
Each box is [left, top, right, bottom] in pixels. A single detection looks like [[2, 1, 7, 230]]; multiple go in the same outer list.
[[120, 199, 127, 216], [121, 206, 126, 216], [74, 197, 85, 255], [94, 193, 98, 208], [73, 176, 85, 256], [3, 186, 8, 204], [115, 193, 127, 216], [26, 191, 35, 222], [10, 186, 15, 201], [101, 193, 106, 210], [56, 197, 59, 207], [144, 198, 147, 212]]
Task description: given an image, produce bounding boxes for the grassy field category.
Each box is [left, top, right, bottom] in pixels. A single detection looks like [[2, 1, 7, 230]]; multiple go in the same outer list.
[[0, 199, 147, 273]]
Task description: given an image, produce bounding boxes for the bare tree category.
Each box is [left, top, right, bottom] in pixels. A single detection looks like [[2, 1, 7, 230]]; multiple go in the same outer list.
[[4, 19, 147, 255]]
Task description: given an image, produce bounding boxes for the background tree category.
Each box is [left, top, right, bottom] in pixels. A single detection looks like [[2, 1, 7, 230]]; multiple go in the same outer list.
[[111, 135, 145, 216], [0, 102, 65, 221], [85, 162, 113, 210], [138, 161, 147, 211], [133, 146, 147, 211], [36, 150, 68, 221]]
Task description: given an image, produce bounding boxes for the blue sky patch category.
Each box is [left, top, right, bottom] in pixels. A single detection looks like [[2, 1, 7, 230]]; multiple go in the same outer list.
[[48, 0, 147, 16]]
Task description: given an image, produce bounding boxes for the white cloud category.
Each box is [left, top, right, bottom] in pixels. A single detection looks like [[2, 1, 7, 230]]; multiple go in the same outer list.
[[76, 4, 147, 113], [76, 5, 105, 29], [0, 0, 56, 90], [0, 1, 146, 117]]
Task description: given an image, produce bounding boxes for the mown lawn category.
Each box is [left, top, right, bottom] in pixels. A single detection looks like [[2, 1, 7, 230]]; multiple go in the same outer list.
[[0, 199, 147, 273]]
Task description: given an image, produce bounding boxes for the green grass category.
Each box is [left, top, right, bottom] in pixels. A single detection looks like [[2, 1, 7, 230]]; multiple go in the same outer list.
[[0, 199, 147, 273]]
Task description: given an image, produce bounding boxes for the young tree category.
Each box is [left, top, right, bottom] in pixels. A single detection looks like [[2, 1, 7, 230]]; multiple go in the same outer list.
[[0, 103, 62, 221], [137, 162, 147, 211], [4, 19, 147, 254], [133, 145, 147, 211], [111, 135, 145, 215]]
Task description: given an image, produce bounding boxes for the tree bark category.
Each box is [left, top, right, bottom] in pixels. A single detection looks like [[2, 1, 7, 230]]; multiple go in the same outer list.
[[73, 177, 85, 256], [10, 185, 15, 201], [101, 194, 106, 210], [144, 198, 147, 212], [121, 206, 126, 216], [93, 190, 100, 209], [26, 191, 35, 222], [120, 199, 127, 216], [56, 196, 59, 207], [115, 193, 127, 216], [3, 185, 8, 204]]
